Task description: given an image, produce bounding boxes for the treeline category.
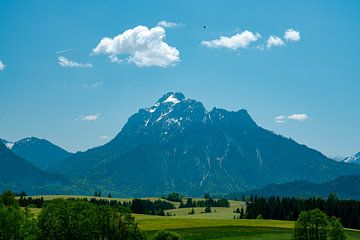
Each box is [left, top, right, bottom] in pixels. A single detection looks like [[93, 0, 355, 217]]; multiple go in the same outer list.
[[130, 199, 175, 215], [179, 195, 230, 208], [18, 196, 175, 216], [162, 192, 182, 202], [245, 193, 360, 229]]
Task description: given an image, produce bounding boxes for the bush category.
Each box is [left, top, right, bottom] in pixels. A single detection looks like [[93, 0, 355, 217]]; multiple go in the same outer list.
[[153, 230, 181, 240]]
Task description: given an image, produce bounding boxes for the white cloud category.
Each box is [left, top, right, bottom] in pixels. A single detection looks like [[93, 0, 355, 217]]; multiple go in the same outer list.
[[58, 56, 93, 68], [99, 135, 108, 140], [0, 60, 5, 71], [92, 25, 180, 67], [274, 115, 286, 123], [287, 113, 309, 121], [75, 113, 100, 121], [202, 30, 261, 50], [284, 29, 300, 42], [275, 113, 309, 123], [267, 36, 284, 48], [157, 21, 183, 28], [83, 82, 104, 88]]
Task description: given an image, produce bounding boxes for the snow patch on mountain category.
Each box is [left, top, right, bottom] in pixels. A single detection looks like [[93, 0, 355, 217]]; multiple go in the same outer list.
[[5, 142, 14, 149], [163, 94, 180, 104]]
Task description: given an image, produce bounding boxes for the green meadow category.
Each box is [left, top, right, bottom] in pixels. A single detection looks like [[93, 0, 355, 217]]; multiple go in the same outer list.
[[23, 195, 360, 240]]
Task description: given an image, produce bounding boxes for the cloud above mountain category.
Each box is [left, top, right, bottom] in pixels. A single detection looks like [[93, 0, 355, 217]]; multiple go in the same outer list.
[[275, 113, 309, 123], [92, 25, 180, 67], [202, 30, 261, 50], [287, 113, 309, 121], [284, 29, 301, 42], [58, 56, 93, 68], [203, 28, 300, 51], [267, 36, 285, 49], [75, 114, 100, 121], [157, 21, 183, 28]]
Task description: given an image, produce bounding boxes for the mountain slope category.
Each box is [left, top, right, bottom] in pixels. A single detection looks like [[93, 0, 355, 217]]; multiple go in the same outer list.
[[0, 141, 72, 194], [1, 137, 71, 169], [226, 175, 360, 199], [53, 92, 360, 196]]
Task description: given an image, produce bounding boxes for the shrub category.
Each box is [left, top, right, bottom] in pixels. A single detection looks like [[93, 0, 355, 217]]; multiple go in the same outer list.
[[153, 230, 181, 240]]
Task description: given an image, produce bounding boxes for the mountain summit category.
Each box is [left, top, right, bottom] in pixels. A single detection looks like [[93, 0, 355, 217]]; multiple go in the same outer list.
[[1, 137, 71, 170], [54, 92, 360, 196]]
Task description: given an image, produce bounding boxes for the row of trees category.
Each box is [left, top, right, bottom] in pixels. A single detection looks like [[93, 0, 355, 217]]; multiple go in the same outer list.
[[245, 193, 360, 229], [162, 192, 182, 202], [179, 196, 230, 208], [18, 196, 175, 216], [130, 199, 175, 215], [1, 191, 146, 240]]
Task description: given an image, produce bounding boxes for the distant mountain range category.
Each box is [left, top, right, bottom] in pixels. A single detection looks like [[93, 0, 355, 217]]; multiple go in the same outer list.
[[49, 92, 360, 196], [0, 137, 71, 170], [0, 141, 72, 194], [332, 153, 360, 165], [226, 175, 360, 200], [1, 92, 359, 197]]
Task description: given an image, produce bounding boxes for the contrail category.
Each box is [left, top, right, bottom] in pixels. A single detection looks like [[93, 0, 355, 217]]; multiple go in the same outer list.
[[56, 48, 77, 54]]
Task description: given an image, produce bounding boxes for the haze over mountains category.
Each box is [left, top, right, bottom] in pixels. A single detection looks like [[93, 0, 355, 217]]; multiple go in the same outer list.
[[1, 92, 359, 196]]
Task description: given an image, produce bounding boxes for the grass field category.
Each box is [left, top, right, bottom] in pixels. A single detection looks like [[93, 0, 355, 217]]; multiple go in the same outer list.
[[24, 195, 360, 240], [135, 215, 360, 240]]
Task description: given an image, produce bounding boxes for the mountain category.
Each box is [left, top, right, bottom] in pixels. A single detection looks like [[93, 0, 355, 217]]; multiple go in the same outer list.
[[0, 141, 72, 194], [226, 175, 360, 200], [53, 92, 360, 197], [343, 153, 360, 164], [1, 137, 71, 170], [331, 153, 360, 165]]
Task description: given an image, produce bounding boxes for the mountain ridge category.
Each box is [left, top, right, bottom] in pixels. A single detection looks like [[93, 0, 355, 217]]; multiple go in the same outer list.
[[226, 175, 360, 199]]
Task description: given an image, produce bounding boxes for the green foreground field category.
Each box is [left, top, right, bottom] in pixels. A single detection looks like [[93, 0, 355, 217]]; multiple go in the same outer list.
[[25, 195, 360, 240]]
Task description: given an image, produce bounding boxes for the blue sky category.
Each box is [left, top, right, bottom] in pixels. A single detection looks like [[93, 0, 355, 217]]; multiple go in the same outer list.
[[0, 0, 359, 156]]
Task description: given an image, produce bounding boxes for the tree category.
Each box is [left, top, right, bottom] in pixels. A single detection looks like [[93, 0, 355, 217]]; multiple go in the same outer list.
[[328, 217, 347, 240], [204, 193, 210, 199], [153, 230, 181, 240], [240, 207, 245, 219], [0, 190, 16, 206], [164, 193, 181, 202], [0, 191, 38, 240], [188, 208, 195, 215], [37, 199, 145, 240], [293, 209, 329, 240], [204, 206, 211, 213]]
